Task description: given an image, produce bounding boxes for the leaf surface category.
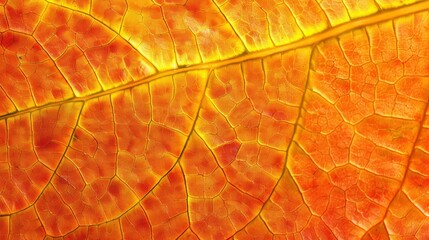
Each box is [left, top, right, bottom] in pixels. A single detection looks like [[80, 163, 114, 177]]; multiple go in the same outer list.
[[1, 0, 429, 239]]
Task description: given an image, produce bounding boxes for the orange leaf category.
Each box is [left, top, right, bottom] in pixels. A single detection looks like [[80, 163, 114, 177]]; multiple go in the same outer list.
[[1, 0, 429, 239]]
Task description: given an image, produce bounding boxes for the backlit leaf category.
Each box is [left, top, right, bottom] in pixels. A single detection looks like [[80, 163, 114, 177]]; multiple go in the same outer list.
[[1, 0, 429, 239]]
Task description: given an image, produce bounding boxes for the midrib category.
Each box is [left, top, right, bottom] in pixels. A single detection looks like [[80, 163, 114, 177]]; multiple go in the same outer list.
[[1, 0, 429, 120]]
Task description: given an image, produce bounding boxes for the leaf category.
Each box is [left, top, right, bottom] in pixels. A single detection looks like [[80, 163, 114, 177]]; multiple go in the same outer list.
[[0, 0, 429, 239]]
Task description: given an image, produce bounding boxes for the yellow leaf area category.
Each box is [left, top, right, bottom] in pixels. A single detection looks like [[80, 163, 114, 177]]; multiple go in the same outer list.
[[0, 0, 429, 239]]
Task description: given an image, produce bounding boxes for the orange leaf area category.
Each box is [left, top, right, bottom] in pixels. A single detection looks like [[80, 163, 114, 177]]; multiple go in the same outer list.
[[1, 0, 429, 239]]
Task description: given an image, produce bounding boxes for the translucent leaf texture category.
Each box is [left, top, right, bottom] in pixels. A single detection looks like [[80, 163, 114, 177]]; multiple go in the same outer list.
[[0, 0, 429, 239]]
